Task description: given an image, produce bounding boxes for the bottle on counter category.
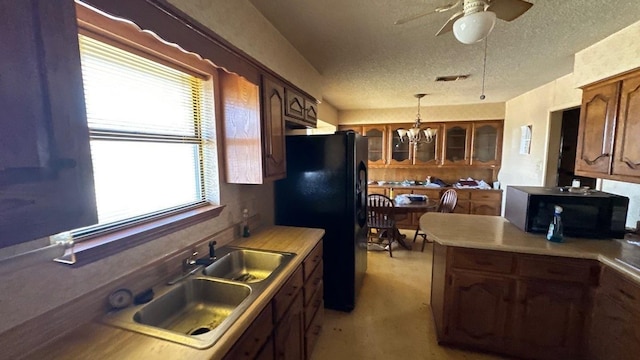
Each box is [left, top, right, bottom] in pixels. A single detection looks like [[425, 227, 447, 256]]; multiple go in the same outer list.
[[242, 208, 250, 237], [425, 176, 431, 185], [546, 205, 564, 243]]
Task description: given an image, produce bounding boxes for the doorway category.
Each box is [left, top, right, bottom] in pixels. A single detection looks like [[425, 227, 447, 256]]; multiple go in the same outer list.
[[550, 108, 596, 188]]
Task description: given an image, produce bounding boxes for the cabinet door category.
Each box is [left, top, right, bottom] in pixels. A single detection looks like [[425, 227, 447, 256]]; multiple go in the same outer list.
[[0, 0, 98, 247], [443, 123, 471, 165], [262, 76, 287, 180], [514, 280, 586, 360], [447, 272, 513, 351], [588, 294, 640, 360], [363, 125, 387, 165], [305, 101, 318, 127], [388, 124, 414, 165], [275, 294, 305, 360], [284, 88, 305, 122], [612, 72, 640, 178], [575, 82, 619, 176], [471, 121, 502, 166], [413, 124, 442, 165]]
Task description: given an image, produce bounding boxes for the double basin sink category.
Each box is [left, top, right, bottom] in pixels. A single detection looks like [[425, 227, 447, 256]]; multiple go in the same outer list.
[[103, 247, 295, 349]]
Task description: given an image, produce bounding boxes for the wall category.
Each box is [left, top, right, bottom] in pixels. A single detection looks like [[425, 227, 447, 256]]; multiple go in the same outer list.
[[168, 0, 323, 102], [500, 74, 581, 188], [339, 102, 506, 124], [318, 101, 339, 126]]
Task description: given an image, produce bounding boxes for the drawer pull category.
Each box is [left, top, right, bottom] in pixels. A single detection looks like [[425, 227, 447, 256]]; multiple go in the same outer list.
[[619, 288, 637, 300], [313, 277, 322, 285]]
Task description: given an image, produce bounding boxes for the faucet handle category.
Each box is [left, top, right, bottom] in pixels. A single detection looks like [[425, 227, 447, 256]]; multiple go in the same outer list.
[[182, 250, 198, 271]]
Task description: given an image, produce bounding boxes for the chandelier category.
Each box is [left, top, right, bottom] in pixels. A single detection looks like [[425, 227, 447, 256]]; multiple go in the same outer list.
[[397, 94, 437, 144]]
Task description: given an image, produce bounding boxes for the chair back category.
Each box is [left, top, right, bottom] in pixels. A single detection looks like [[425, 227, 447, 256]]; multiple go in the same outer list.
[[367, 194, 396, 229], [437, 189, 458, 213]]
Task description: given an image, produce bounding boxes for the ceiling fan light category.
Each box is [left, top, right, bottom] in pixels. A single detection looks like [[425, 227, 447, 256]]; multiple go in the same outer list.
[[453, 11, 496, 44]]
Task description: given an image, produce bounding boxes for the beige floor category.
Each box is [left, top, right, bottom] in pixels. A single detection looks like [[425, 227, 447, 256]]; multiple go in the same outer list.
[[311, 231, 511, 360]]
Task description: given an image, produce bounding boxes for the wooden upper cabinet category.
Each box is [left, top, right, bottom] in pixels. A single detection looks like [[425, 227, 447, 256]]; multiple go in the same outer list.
[[443, 123, 472, 165], [223, 73, 286, 184], [388, 124, 414, 165], [612, 72, 640, 178], [363, 125, 387, 165], [471, 121, 503, 166], [575, 81, 619, 176], [284, 87, 317, 128], [262, 76, 287, 180], [0, 0, 98, 248]]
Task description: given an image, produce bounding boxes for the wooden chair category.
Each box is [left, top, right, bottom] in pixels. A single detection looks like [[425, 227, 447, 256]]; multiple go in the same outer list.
[[367, 194, 397, 257], [413, 189, 458, 252]]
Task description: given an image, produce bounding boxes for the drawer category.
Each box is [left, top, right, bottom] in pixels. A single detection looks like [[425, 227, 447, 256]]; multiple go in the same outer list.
[[305, 305, 324, 359], [600, 266, 640, 311], [304, 261, 323, 306], [454, 190, 472, 200], [273, 265, 304, 322], [450, 247, 514, 274], [304, 241, 323, 281], [224, 304, 273, 360], [305, 283, 323, 330], [518, 256, 597, 284], [470, 190, 501, 201]]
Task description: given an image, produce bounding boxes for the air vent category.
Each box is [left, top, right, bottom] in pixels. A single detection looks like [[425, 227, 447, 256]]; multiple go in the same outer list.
[[435, 74, 469, 82]]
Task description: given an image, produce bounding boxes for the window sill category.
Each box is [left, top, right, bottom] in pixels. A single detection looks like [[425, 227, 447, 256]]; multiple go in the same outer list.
[[63, 204, 225, 267]]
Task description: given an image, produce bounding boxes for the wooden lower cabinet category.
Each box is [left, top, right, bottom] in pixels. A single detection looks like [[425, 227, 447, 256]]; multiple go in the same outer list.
[[275, 293, 305, 360], [447, 272, 512, 351], [224, 242, 324, 360], [432, 244, 596, 359], [587, 267, 640, 360], [513, 280, 587, 359]]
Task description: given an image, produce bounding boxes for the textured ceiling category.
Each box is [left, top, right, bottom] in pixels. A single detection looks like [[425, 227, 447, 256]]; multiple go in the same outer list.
[[248, 0, 640, 110]]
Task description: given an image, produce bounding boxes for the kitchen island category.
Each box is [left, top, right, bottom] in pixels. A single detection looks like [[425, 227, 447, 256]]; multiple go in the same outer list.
[[421, 213, 640, 360], [20, 226, 324, 360]]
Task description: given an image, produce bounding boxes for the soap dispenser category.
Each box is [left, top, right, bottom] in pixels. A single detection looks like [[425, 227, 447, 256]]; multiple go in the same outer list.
[[546, 205, 564, 243]]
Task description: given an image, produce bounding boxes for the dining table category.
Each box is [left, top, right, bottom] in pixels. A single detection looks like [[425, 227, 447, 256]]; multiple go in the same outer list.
[[386, 199, 439, 250]]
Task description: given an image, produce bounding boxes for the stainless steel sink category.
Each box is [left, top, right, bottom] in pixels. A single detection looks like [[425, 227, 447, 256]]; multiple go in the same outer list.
[[104, 277, 252, 349], [203, 248, 295, 283], [102, 247, 296, 349]]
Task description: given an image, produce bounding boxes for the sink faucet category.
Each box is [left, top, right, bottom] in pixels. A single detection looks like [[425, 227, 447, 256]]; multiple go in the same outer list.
[[167, 250, 203, 285]]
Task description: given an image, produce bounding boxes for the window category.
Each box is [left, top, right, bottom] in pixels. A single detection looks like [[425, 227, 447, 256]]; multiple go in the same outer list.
[[74, 31, 216, 236]]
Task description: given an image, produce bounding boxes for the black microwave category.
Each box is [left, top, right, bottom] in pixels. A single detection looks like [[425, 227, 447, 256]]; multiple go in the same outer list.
[[504, 186, 629, 239]]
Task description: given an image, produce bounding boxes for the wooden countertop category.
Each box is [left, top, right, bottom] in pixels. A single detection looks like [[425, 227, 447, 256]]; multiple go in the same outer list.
[[23, 225, 324, 360], [420, 213, 640, 283]]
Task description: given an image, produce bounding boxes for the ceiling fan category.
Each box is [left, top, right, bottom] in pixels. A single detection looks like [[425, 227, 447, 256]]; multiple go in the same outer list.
[[395, 0, 533, 44]]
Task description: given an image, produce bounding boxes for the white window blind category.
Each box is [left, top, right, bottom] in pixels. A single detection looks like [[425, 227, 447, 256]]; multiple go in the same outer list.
[[78, 34, 214, 228]]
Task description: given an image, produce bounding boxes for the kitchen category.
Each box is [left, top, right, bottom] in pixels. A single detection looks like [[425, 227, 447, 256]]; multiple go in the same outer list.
[[1, 0, 640, 359]]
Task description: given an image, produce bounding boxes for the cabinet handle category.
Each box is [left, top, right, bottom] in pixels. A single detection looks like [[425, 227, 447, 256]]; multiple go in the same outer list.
[[619, 288, 637, 301], [622, 158, 640, 170], [584, 153, 610, 165]]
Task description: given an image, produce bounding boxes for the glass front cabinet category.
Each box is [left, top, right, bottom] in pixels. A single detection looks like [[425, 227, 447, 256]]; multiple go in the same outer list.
[[413, 124, 442, 165], [443, 123, 472, 165], [389, 123, 414, 165], [471, 121, 503, 166], [363, 125, 387, 165]]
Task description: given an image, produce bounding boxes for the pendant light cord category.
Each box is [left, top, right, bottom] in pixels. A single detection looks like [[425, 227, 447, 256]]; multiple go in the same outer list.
[[480, 37, 488, 100]]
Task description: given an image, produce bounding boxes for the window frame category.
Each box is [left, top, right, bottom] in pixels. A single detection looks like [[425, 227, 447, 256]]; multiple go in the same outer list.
[[66, 2, 224, 266]]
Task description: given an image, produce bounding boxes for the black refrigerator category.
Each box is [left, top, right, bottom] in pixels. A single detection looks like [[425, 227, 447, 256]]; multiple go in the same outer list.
[[274, 131, 368, 312]]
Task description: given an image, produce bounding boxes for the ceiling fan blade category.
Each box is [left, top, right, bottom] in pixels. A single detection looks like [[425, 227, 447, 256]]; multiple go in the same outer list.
[[487, 0, 533, 22], [394, 1, 461, 25], [435, 10, 463, 36]]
